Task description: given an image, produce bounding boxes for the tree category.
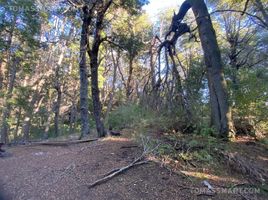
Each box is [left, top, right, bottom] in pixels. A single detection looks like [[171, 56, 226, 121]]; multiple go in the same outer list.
[[167, 0, 234, 137], [0, 0, 41, 143]]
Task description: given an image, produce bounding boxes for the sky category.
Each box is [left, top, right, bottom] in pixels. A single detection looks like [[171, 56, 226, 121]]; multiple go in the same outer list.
[[143, 0, 184, 21]]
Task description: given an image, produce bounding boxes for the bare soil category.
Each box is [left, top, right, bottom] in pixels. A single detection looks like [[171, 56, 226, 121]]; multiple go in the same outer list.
[[0, 134, 267, 200]]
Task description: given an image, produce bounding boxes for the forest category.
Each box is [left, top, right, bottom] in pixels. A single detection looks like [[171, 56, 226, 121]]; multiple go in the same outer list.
[[0, 0, 268, 199]]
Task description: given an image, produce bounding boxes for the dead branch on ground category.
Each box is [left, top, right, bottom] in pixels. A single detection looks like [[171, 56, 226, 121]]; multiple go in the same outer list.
[[87, 137, 160, 189]]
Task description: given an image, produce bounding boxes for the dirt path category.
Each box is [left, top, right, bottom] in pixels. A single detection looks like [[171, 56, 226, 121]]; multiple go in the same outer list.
[[0, 136, 266, 200], [0, 137, 194, 200]]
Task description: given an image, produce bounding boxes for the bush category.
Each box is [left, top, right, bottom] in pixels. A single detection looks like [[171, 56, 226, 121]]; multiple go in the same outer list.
[[105, 103, 171, 131]]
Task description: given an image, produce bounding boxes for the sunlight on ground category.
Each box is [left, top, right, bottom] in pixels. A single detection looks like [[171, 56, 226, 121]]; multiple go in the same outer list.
[[102, 136, 131, 142], [258, 156, 268, 161], [180, 170, 241, 183]]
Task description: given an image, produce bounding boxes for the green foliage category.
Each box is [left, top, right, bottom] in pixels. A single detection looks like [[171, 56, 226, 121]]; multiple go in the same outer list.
[[192, 149, 213, 162], [229, 68, 268, 131], [106, 103, 172, 131], [158, 143, 175, 156], [106, 104, 148, 129], [198, 125, 216, 137]]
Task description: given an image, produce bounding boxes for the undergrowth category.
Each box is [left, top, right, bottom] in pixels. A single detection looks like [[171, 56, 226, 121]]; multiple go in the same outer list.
[[106, 104, 224, 165]]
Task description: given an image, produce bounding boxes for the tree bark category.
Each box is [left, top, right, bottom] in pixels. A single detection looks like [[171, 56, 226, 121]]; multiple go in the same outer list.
[[69, 103, 77, 134], [79, 6, 92, 139], [54, 85, 62, 137], [190, 0, 234, 137], [0, 59, 3, 90], [173, 0, 234, 137], [87, 1, 112, 137], [44, 114, 52, 139], [105, 50, 119, 121], [126, 57, 134, 100], [14, 108, 21, 140]]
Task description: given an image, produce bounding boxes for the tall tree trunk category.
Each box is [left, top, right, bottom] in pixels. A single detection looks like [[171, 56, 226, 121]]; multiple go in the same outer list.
[[79, 6, 92, 139], [0, 59, 18, 143], [69, 103, 77, 134], [169, 50, 192, 121], [44, 114, 52, 139], [90, 55, 105, 137], [0, 59, 3, 90], [126, 57, 134, 100], [53, 50, 65, 137], [14, 108, 21, 140], [105, 50, 119, 121], [87, 1, 112, 137], [173, 0, 234, 137], [150, 37, 157, 90], [54, 86, 62, 137], [190, 0, 234, 137]]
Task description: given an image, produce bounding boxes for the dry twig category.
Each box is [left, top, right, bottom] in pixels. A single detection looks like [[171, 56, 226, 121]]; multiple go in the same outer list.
[[87, 137, 160, 189]]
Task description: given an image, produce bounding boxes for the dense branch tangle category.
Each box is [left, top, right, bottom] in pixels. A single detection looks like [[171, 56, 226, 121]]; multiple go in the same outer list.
[[156, 0, 234, 137], [155, 11, 193, 119]]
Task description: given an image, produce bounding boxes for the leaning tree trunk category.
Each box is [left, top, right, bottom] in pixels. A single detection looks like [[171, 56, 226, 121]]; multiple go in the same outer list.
[[173, 0, 234, 137], [190, 0, 234, 137]]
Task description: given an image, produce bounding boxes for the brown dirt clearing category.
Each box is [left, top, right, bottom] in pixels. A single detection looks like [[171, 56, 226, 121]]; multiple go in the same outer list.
[[0, 134, 267, 200]]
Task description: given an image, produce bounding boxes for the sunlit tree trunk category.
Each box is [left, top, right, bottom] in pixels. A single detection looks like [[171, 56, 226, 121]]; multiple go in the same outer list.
[[174, 0, 234, 137], [53, 50, 65, 137], [190, 0, 234, 137], [105, 49, 119, 121], [126, 57, 134, 100], [14, 108, 22, 140], [0, 60, 3, 90]]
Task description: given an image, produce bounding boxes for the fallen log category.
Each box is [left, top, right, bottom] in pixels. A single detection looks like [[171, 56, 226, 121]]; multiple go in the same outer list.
[[29, 138, 98, 147]]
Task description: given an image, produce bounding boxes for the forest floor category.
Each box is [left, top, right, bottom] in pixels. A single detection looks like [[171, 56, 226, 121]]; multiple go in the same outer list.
[[0, 131, 267, 200]]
